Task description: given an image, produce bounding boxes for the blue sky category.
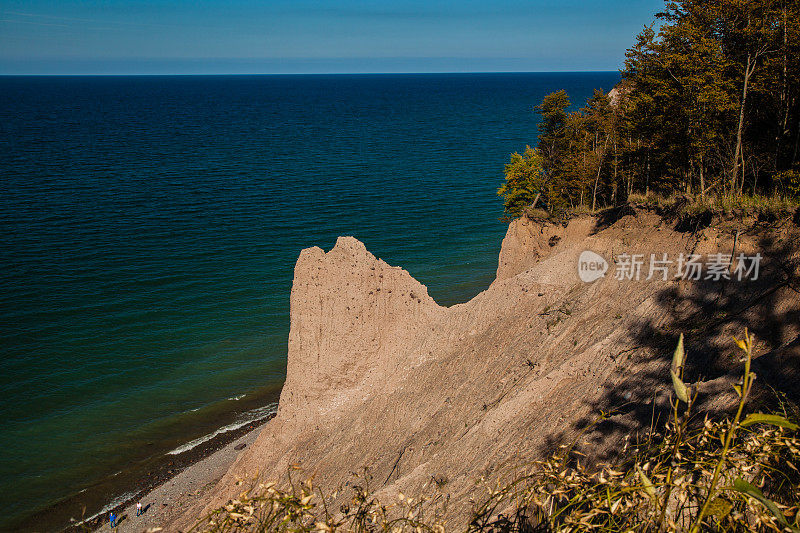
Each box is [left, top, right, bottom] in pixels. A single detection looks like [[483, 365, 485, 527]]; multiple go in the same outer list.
[[0, 0, 664, 74]]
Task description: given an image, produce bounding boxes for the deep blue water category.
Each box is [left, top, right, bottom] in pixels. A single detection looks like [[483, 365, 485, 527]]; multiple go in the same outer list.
[[0, 72, 619, 528]]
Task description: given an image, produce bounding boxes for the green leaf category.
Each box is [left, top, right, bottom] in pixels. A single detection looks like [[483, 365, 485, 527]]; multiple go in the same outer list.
[[672, 333, 685, 372], [733, 384, 742, 397], [733, 478, 796, 530], [636, 465, 656, 500], [706, 497, 732, 518], [670, 369, 690, 403], [740, 413, 799, 431], [733, 336, 747, 352]]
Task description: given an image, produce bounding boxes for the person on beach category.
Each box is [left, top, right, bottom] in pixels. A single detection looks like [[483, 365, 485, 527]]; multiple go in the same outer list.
[[136, 501, 142, 516], [109, 511, 117, 528]]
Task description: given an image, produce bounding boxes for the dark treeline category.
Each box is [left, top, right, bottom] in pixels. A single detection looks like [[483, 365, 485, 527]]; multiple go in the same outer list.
[[499, 0, 800, 216]]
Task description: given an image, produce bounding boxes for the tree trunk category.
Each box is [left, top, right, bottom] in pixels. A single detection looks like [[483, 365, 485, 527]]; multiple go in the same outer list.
[[592, 160, 602, 212], [613, 138, 619, 199], [699, 156, 705, 199], [732, 53, 753, 195], [793, 114, 800, 166], [779, 3, 789, 167], [739, 146, 747, 196], [592, 134, 610, 212], [529, 192, 541, 210]]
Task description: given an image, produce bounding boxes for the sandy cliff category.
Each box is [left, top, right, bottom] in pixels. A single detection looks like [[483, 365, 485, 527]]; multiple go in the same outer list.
[[173, 207, 800, 530]]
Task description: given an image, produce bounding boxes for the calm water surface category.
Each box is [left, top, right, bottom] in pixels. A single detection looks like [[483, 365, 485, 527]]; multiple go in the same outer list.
[[0, 72, 619, 529]]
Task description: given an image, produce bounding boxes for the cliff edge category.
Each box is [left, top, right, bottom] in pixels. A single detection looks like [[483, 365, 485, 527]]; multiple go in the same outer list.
[[173, 208, 800, 529]]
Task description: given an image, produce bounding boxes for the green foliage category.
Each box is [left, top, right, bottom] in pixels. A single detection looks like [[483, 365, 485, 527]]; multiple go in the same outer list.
[[535, 90, 571, 167], [779, 170, 800, 198], [498, 146, 545, 217], [501, 0, 800, 216], [733, 478, 797, 531], [741, 413, 800, 431]]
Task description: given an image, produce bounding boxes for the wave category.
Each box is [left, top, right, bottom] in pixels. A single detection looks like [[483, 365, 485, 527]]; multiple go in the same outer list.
[[167, 403, 277, 456], [73, 489, 138, 525]]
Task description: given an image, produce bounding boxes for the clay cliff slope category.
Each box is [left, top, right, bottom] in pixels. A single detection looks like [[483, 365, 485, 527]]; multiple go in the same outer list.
[[174, 207, 800, 530]]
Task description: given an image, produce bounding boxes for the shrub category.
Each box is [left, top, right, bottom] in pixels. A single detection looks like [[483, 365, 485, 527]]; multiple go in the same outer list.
[[471, 332, 800, 532], [193, 333, 799, 532]]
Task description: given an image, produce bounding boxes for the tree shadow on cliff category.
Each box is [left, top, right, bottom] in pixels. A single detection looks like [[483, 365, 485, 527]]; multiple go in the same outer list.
[[466, 219, 800, 532], [469, 507, 550, 533], [590, 204, 639, 235], [540, 221, 800, 469]]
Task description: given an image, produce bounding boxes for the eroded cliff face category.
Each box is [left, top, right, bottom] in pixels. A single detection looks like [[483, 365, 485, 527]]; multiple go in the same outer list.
[[279, 237, 445, 428], [174, 209, 800, 530], [495, 216, 595, 282]]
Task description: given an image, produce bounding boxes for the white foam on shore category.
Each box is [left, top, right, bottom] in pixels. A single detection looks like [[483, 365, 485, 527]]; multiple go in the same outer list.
[[228, 394, 246, 401], [74, 489, 138, 525], [167, 403, 277, 456], [71, 403, 277, 528]]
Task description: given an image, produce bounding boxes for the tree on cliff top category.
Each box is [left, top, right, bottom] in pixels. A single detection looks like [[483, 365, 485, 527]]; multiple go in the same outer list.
[[498, 146, 545, 217], [500, 0, 800, 216]]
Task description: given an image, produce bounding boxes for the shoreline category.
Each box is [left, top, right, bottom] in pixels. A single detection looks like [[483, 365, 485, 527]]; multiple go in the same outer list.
[[10, 395, 278, 533], [86, 418, 271, 533]]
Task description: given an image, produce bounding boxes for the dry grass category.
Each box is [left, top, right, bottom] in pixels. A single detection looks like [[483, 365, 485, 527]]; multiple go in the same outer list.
[[192, 333, 799, 532], [189, 468, 446, 533], [629, 192, 800, 221]]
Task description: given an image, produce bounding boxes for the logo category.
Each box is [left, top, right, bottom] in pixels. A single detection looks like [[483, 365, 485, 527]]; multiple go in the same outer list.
[[578, 250, 608, 283], [575, 251, 761, 283]]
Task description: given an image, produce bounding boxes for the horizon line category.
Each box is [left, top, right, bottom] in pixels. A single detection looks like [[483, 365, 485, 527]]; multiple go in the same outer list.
[[0, 69, 621, 77]]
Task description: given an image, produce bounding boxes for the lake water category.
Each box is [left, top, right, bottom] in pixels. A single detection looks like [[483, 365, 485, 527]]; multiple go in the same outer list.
[[0, 72, 619, 529]]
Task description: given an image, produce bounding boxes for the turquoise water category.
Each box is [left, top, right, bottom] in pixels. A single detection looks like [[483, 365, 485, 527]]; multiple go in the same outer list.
[[0, 72, 619, 528]]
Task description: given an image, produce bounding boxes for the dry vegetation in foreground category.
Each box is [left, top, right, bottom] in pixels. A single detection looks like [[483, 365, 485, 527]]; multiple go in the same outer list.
[[520, 193, 800, 226], [191, 333, 799, 533]]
